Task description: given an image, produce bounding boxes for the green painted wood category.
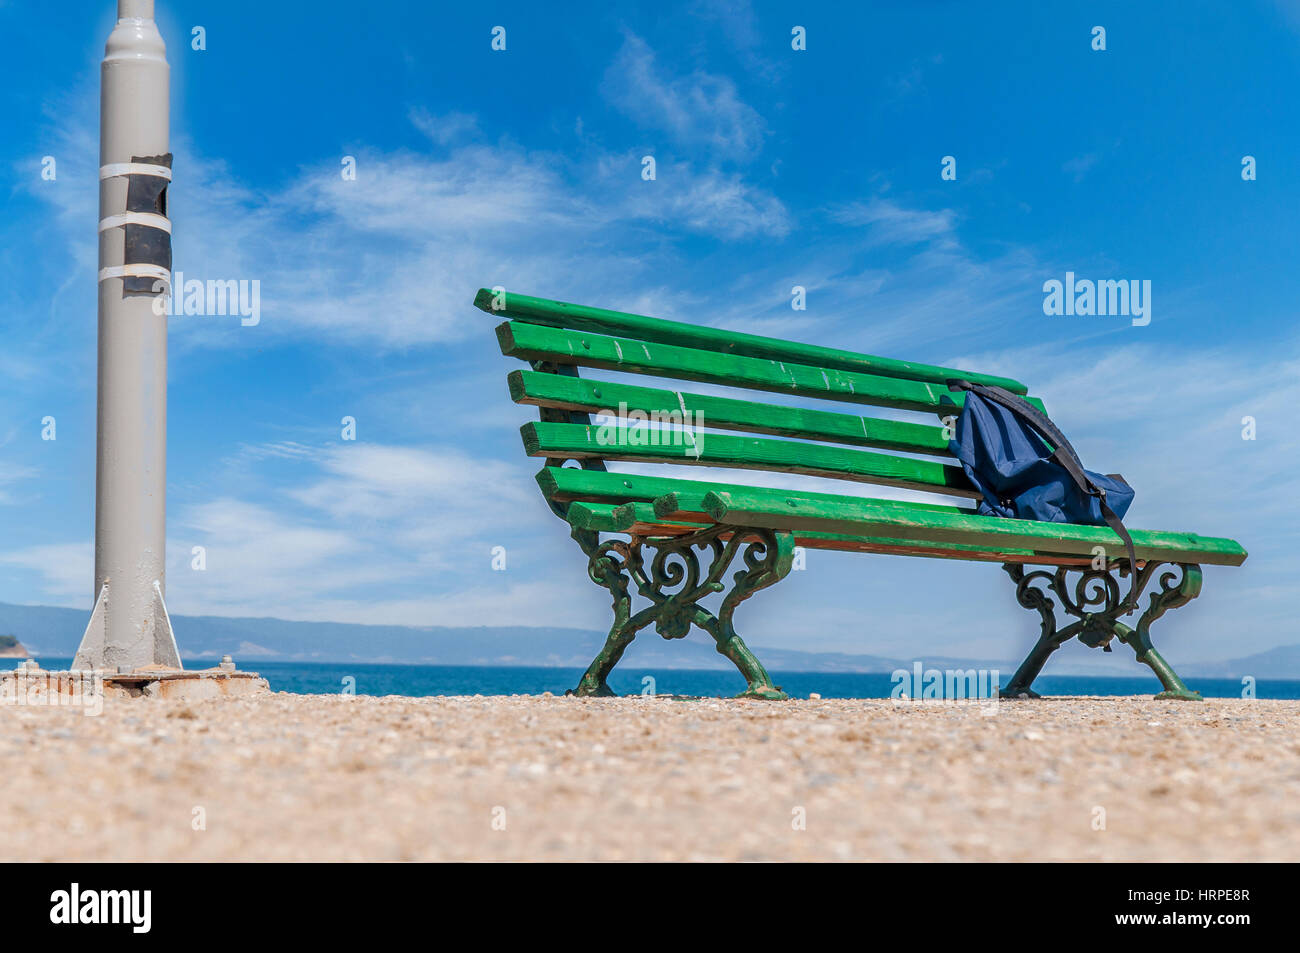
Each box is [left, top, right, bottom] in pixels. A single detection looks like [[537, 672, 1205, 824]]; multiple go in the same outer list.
[[540, 467, 1245, 566], [477, 288, 1030, 394], [565, 501, 627, 533], [566, 501, 680, 533], [508, 369, 955, 456], [701, 489, 1250, 567], [536, 464, 665, 503], [581, 501, 709, 536], [522, 421, 981, 498], [651, 488, 966, 521], [568, 500, 707, 535], [584, 500, 1091, 565], [535, 465, 977, 515], [498, 321, 1047, 416], [490, 293, 1244, 697], [599, 501, 680, 531]]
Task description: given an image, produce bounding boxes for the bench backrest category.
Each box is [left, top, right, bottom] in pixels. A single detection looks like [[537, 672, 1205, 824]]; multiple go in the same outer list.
[[477, 289, 1045, 507]]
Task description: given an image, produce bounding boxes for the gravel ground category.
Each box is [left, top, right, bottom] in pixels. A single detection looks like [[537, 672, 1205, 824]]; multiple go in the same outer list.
[[2, 692, 1297, 862]]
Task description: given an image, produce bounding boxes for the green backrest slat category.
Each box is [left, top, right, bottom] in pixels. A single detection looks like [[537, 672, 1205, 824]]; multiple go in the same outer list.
[[523, 421, 979, 498], [499, 321, 1040, 417], [535, 465, 978, 515], [651, 488, 965, 519], [477, 288, 1029, 394], [702, 489, 1249, 567], [508, 369, 954, 457]]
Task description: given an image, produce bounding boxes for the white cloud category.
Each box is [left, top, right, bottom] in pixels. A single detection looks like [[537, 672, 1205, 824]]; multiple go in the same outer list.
[[287, 443, 541, 551], [829, 198, 958, 247], [619, 161, 791, 238], [235, 140, 788, 345], [1272, 0, 1300, 32], [602, 33, 767, 159], [127, 441, 561, 624], [0, 542, 91, 601], [408, 107, 481, 146], [0, 461, 38, 505], [1062, 153, 1099, 183], [24, 49, 789, 353]]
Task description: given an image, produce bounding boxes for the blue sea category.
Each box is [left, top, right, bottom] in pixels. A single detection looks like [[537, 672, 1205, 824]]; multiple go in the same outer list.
[[7, 657, 1299, 699]]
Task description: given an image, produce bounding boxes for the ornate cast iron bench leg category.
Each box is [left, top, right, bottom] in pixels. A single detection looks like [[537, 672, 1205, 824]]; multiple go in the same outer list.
[[567, 525, 794, 700], [1000, 564, 1090, 698], [1111, 563, 1203, 701], [570, 528, 636, 697], [1002, 561, 1203, 700], [698, 530, 794, 700]]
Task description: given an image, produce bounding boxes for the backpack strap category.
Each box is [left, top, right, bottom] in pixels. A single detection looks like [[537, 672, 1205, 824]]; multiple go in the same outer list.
[[948, 380, 1140, 611]]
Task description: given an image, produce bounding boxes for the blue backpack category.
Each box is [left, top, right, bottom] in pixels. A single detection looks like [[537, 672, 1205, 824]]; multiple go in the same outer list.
[[947, 380, 1138, 605]]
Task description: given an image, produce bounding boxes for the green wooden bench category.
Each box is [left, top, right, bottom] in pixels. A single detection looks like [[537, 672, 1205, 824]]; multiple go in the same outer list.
[[477, 288, 1247, 701]]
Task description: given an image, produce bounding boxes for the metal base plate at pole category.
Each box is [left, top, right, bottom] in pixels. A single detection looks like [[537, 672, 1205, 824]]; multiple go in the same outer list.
[[73, 581, 182, 672]]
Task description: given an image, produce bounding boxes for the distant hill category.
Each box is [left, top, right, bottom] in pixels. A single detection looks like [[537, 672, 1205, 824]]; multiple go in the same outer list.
[[1182, 644, 1300, 679], [0, 601, 1295, 678], [0, 633, 29, 658]]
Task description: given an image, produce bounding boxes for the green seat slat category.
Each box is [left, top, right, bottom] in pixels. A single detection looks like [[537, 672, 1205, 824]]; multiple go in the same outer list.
[[509, 369, 954, 456], [477, 288, 1030, 394], [567, 501, 708, 535], [565, 501, 675, 533], [645, 502, 1108, 563], [701, 489, 1249, 567], [522, 421, 981, 499], [499, 321, 1049, 417], [577, 500, 1091, 565], [565, 501, 620, 532]]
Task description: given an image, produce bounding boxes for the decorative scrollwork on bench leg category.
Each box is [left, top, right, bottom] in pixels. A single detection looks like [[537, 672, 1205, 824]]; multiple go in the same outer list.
[[1000, 565, 1071, 699], [566, 524, 795, 700], [698, 530, 796, 700], [1111, 563, 1204, 701], [569, 527, 637, 698], [1001, 560, 1203, 700]]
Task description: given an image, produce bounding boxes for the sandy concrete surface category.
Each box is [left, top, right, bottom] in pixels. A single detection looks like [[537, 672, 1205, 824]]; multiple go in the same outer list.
[[1, 692, 1297, 862]]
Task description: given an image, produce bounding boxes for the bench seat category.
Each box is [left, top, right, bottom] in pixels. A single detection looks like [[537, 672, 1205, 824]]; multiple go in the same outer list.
[[566, 500, 1088, 564], [542, 467, 1246, 567]]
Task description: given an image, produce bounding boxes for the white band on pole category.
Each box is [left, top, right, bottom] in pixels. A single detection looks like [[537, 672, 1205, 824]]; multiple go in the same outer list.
[[98, 212, 172, 233], [98, 264, 171, 284], [99, 162, 172, 180]]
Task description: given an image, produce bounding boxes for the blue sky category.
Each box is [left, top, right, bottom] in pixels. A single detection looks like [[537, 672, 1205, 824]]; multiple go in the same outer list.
[[1, 0, 1297, 668]]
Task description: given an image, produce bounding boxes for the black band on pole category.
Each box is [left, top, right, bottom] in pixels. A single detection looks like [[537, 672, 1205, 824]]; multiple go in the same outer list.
[[122, 153, 172, 293]]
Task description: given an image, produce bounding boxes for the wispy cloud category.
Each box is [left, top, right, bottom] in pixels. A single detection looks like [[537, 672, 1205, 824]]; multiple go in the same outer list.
[[886, 53, 944, 102], [1272, 0, 1300, 33], [829, 198, 959, 248], [1062, 153, 1099, 183], [602, 32, 768, 159], [408, 107, 481, 146], [0, 461, 37, 505], [0, 542, 91, 601], [148, 441, 558, 623], [26, 113, 791, 351]]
